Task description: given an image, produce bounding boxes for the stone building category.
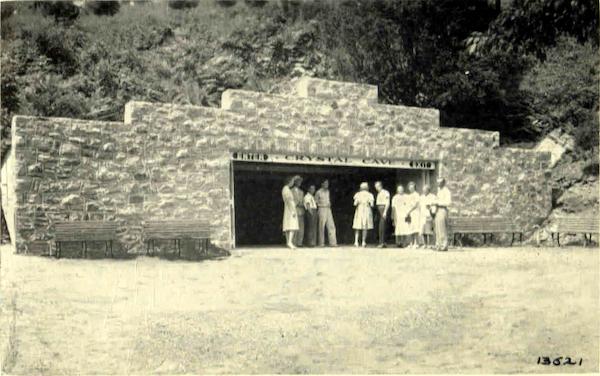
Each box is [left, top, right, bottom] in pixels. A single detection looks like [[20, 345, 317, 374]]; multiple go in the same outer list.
[[1, 77, 552, 253]]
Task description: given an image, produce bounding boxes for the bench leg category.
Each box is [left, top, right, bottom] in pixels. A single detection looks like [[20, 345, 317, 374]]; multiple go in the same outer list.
[[483, 234, 486, 245], [557, 233, 561, 247], [510, 233, 515, 246], [104, 241, 108, 257], [583, 234, 588, 247], [56, 241, 61, 259], [490, 233, 494, 245], [110, 240, 113, 258], [178, 239, 181, 257], [520, 232, 523, 244]]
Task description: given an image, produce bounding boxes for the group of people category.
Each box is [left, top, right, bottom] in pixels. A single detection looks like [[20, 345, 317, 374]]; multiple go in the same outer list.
[[282, 176, 338, 249], [281, 176, 452, 251]]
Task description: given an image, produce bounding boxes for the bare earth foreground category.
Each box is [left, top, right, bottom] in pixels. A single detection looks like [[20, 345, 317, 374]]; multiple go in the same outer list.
[[1, 244, 598, 374]]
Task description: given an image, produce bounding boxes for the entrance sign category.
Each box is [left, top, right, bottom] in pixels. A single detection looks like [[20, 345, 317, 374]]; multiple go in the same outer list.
[[231, 152, 436, 170]]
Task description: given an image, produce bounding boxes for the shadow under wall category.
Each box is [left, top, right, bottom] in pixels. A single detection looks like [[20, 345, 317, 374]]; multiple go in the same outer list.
[[233, 162, 436, 246]]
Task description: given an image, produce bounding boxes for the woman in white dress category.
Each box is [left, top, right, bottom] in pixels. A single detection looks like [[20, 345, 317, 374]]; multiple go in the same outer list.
[[352, 182, 374, 247], [282, 176, 300, 249], [419, 184, 437, 248], [391, 185, 410, 247], [405, 181, 421, 248]]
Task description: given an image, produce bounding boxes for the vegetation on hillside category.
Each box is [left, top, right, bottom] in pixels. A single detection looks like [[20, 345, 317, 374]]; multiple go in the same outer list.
[[1, 0, 598, 168]]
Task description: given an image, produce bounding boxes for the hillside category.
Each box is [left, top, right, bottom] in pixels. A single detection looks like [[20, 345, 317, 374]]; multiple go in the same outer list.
[[1, 0, 598, 242]]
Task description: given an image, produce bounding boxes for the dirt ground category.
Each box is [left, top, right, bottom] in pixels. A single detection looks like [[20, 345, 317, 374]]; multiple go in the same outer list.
[[1, 244, 598, 374]]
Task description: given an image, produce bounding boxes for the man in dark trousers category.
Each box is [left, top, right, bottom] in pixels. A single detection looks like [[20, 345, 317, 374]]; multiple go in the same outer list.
[[303, 184, 318, 247], [374, 181, 390, 247]]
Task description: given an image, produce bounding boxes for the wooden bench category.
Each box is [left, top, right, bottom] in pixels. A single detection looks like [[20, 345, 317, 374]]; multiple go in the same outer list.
[[143, 220, 211, 257], [449, 217, 523, 246], [551, 217, 599, 246], [54, 221, 118, 258]]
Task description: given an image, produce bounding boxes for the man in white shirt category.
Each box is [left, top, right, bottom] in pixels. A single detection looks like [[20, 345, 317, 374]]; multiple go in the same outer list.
[[303, 185, 318, 247], [374, 181, 390, 248], [434, 178, 452, 251], [315, 179, 337, 247]]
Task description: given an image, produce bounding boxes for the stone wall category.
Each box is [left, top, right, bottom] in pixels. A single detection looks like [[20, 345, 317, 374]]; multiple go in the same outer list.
[[3, 78, 551, 253]]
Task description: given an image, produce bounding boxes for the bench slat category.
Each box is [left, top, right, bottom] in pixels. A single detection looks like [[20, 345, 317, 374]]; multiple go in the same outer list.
[[143, 220, 211, 241], [449, 217, 519, 234], [54, 221, 118, 242], [554, 217, 599, 234]]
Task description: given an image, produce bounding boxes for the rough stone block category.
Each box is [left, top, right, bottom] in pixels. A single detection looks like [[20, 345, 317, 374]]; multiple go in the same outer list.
[[59, 143, 80, 156]]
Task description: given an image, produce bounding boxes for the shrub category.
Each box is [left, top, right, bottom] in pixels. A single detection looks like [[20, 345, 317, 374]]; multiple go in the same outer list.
[[244, 0, 268, 8], [33, 1, 80, 24], [168, 0, 200, 9], [582, 161, 599, 176], [23, 22, 85, 76], [20, 73, 90, 118], [573, 109, 599, 156], [215, 0, 237, 8], [85, 1, 121, 16]]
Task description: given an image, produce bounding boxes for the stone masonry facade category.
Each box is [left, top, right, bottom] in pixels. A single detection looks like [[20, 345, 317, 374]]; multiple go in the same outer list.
[[1, 77, 552, 253]]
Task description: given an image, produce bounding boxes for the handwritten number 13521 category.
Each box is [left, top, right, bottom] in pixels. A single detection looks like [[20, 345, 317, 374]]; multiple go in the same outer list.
[[537, 356, 582, 366]]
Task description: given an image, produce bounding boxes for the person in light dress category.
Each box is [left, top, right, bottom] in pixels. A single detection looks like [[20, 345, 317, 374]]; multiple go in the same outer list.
[[391, 185, 411, 247], [352, 182, 375, 247], [282, 175, 300, 249], [405, 181, 421, 248], [419, 184, 437, 248]]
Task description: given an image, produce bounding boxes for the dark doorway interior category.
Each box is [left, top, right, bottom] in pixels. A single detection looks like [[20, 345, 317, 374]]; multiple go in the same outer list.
[[233, 161, 436, 246]]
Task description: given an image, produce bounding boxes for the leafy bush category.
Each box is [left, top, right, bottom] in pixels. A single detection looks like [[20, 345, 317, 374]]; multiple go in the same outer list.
[[573, 109, 599, 156], [33, 1, 80, 24], [521, 37, 599, 152], [19, 73, 90, 118], [244, 0, 268, 8], [215, 0, 237, 8], [85, 1, 121, 16], [168, 0, 200, 9], [483, 0, 598, 59]]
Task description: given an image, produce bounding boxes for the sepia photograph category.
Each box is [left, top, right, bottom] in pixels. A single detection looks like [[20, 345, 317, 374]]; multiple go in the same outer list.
[[0, 0, 598, 374]]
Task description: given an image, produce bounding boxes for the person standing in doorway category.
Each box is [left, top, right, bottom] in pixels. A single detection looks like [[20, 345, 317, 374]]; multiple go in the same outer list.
[[316, 179, 337, 247], [434, 178, 452, 252], [405, 181, 421, 248], [292, 176, 305, 247], [303, 184, 318, 247], [419, 184, 437, 249], [282, 176, 299, 249], [374, 181, 390, 248], [352, 182, 374, 247], [391, 184, 410, 247]]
